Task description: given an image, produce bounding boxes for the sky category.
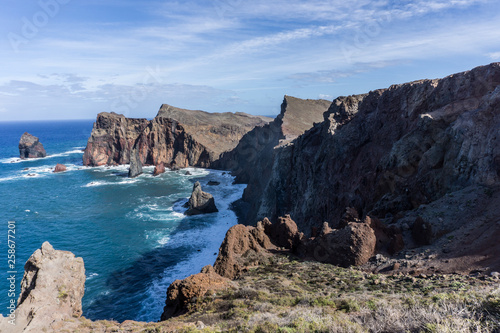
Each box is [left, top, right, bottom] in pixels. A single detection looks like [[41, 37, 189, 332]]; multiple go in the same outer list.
[[1, 0, 500, 121]]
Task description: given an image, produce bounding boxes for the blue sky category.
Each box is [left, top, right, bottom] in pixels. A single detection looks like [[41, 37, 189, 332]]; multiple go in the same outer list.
[[1, 0, 500, 120]]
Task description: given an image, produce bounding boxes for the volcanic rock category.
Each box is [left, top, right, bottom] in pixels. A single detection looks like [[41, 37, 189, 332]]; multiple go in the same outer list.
[[83, 107, 272, 168], [83, 112, 149, 166], [0, 242, 85, 333], [207, 181, 220, 186], [19, 132, 46, 159], [185, 182, 218, 215], [265, 214, 303, 250], [160, 265, 229, 320], [215, 96, 331, 225], [53, 164, 67, 173], [214, 223, 275, 279], [153, 162, 166, 176], [128, 147, 143, 178], [246, 63, 500, 235], [299, 218, 376, 267]]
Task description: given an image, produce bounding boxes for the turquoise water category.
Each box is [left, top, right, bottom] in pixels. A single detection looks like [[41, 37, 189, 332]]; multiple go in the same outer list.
[[0, 121, 243, 322]]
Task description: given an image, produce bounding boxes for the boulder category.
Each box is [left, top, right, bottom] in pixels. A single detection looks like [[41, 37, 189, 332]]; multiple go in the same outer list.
[[0, 242, 85, 333], [207, 181, 220, 186], [185, 182, 218, 215], [265, 215, 304, 250], [153, 162, 166, 176], [53, 164, 67, 173], [19, 132, 46, 159], [160, 265, 229, 320], [412, 216, 433, 245], [299, 218, 376, 267], [214, 223, 275, 279]]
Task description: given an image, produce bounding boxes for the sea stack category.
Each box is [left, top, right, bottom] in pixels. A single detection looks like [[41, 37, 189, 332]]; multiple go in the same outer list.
[[19, 132, 46, 159], [185, 182, 218, 215]]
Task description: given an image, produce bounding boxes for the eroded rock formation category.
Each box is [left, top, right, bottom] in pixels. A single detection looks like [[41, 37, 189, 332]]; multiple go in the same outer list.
[[247, 63, 500, 234], [215, 96, 331, 224], [83, 106, 272, 170], [185, 182, 218, 215], [0, 242, 85, 333], [19, 132, 46, 159], [160, 265, 230, 320], [53, 163, 67, 173]]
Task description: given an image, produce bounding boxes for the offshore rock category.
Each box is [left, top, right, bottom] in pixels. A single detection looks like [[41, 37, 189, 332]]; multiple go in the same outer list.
[[185, 182, 218, 215], [160, 265, 229, 320], [83, 112, 149, 166], [215, 96, 331, 224], [153, 162, 166, 176], [0, 242, 85, 333], [128, 147, 143, 178], [253, 63, 500, 233], [19, 132, 46, 159], [53, 164, 67, 173]]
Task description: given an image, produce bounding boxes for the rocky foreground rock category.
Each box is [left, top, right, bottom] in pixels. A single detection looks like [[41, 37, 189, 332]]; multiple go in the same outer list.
[[19, 132, 46, 159], [0, 242, 85, 333]]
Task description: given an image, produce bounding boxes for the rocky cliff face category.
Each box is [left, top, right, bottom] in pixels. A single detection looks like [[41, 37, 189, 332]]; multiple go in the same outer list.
[[83, 112, 149, 166], [83, 107, 272, 169], [215, 96, 331, 223], [252, 63, 500, 234], [0, 242, 85, 333]]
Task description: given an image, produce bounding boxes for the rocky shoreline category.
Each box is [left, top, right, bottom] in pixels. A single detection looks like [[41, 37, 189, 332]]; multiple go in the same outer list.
[[3, 63, 500, 332]]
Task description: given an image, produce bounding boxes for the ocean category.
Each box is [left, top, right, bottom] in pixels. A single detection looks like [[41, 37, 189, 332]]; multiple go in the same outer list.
[[0, 120, 244, 322]]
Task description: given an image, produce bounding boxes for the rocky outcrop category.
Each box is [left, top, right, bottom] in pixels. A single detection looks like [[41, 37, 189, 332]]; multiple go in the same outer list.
[[83, 112, 149, 166], [214, 223, 276, 279], [157, 104, 272, 160], [160, 265, 230, 320], [299, 218, 376, 267], [215, 96, 331, 224], [19, 132, 46, 159], [83, 107, 272, 169], [132, 117, 211, 169], [185, 182, 218, 215], [153, 162, 166, 176], [53, 164, 67, 173], [251, 63, 500, 234], [0, 242, 85, 333], [128, 147, 143, 178]]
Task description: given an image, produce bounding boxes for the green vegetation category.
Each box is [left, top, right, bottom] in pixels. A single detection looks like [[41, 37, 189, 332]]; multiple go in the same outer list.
[[73, 254, 500, 332]]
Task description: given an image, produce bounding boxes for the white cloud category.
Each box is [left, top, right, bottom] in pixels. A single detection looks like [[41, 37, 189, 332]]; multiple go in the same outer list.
[[487, 52, 500, 60]]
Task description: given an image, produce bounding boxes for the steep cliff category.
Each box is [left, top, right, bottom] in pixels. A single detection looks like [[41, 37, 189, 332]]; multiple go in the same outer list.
[[215, 96, 331, 223], [83, 112, 149, 166], [254, 63, 500, 235], [83, 107, 272, 169]]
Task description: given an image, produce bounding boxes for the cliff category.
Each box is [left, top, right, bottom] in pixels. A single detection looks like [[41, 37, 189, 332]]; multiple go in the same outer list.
[[83, 112, 149, 166], [83, 106, 272, 168], [214, 95, 331, 223], [248, 63, 500, 235]]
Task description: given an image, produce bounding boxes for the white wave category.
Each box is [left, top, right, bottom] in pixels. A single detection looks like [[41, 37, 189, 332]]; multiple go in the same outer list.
[[136, 169, 244, 321], [82, 178, 139, 187], [0, 149, 84, 164], [86, 273, 99, 280]]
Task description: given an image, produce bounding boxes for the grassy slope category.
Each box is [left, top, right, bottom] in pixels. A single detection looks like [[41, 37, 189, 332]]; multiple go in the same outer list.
[[67, 253, 500, 333]]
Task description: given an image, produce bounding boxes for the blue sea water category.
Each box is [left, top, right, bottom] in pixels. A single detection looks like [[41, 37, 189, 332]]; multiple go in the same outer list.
[[0, 120, 244, 322]]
